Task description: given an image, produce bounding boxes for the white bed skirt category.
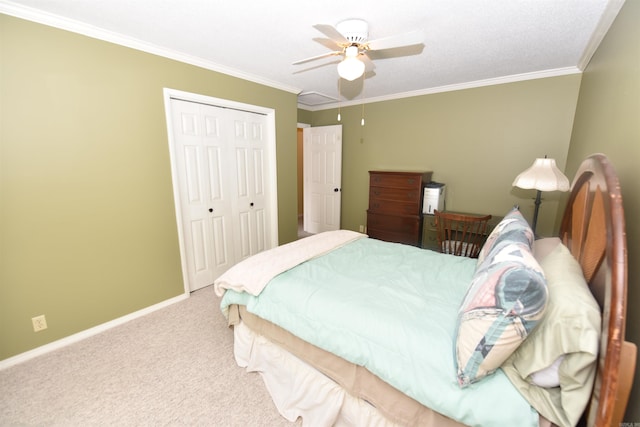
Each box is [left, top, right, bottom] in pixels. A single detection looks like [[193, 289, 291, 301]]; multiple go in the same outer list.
[[233, 321, 400, 427]]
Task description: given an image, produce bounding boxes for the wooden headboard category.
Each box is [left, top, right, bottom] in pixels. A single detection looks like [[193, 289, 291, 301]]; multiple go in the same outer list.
[[559, 153, 636, 426]]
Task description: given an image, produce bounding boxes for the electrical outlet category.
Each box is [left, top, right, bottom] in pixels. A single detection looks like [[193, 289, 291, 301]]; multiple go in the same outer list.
[[32, 315, 47, 332], [359, 225, 365, 233]]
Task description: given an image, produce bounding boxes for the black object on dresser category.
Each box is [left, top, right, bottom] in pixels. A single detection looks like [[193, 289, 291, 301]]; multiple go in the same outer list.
[[367, 171, 433, 246]]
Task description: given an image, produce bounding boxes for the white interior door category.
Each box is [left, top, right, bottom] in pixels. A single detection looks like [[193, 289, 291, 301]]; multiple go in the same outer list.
[[303, 125, 342, 234], [169, 100, 235, 291], [165, 89, 278, 293]]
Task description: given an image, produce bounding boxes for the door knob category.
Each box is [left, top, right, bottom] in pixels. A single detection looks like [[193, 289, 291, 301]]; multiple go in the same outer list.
[[334, 188, 340, 192], [250, 202, 254, 207], [208, 208, 213, 212]]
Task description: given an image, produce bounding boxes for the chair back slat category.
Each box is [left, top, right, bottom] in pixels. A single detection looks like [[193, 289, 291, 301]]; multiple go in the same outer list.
[[434, 210, 492, 258]]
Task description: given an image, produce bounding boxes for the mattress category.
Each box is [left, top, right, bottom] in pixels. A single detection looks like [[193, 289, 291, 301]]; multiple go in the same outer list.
[[218, 233, 540, 426]]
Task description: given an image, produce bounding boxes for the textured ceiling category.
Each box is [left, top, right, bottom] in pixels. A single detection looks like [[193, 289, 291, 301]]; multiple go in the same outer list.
[[0, 0, 624, 109]]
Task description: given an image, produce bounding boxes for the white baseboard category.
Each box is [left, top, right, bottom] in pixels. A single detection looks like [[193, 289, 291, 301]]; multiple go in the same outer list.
[[0, 292, 190, 371]]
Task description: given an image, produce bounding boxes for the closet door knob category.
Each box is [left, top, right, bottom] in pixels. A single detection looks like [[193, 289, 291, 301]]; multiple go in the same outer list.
[[208, 208, 213, 212]]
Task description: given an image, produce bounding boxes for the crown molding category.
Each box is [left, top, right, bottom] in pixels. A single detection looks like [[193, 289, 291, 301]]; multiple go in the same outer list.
[[0, 1, 302, 95], [298, 67, 582, 111], [577, 0, 626, 70]]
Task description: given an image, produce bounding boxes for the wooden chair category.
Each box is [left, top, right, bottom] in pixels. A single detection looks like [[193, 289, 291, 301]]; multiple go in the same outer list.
[[434, 210, 492, 258]]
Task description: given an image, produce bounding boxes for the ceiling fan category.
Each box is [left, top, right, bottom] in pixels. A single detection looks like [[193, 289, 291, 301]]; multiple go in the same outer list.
[[293, 19, 424, 81]]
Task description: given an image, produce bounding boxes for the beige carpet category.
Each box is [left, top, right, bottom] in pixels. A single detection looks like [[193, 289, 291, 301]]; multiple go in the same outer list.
[[0, 286, 297, 426]]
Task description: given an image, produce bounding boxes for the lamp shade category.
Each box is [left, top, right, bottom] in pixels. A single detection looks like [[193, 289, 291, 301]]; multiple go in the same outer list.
[[337, 56, 365, 81], [512, 158, 570, 192]]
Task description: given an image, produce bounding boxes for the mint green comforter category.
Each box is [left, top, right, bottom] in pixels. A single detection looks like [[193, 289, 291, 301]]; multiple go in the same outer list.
[[220, 237, 538, 426]]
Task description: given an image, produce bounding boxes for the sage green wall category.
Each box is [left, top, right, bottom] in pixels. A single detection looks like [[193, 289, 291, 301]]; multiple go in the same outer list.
[[564, 0, 639, 421], [308, 75, 581, 237], [297, 108, 312, 125], [0, 15, 299, 360]]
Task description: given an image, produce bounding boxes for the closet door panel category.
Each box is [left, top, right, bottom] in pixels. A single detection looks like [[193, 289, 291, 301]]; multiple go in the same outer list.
[[170, 100, 234, 291], [230, 111, 270, 261]]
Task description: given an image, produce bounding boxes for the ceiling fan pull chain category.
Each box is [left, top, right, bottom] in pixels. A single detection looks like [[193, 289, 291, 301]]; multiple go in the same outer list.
[[337, 78, 342, 122], [361, 74, 365, 127]]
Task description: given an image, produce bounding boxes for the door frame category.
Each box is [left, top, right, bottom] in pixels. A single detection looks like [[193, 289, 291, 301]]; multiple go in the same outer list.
[[163, 88, 279, 294]]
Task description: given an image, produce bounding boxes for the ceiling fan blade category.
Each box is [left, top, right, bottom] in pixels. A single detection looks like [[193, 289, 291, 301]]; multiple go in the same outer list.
[[365, 45, 425, 61], [313, 24, 349, 44], [313, 37, 342, 51], [292, 58, 341, 75], [366, 30, 424, 51], [292, 50, 342, 65], [360, 53, 376, 70]]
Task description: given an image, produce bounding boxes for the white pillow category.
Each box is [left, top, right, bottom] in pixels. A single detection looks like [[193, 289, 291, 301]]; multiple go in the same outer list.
[[532, 237, 561, 263], [501, 241, 601, 427], [530, 355, 564, 388]]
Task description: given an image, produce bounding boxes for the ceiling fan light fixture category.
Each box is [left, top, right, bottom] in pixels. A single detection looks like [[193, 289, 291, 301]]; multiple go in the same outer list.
[[344, 45, 359, 58], [336, 19, 369, 44], [296, 18, 424, 85], [337, 56, 365, 81]]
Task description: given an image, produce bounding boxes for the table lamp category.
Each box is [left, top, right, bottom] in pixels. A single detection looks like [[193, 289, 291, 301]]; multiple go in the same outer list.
[[512, 156, 570, 235]]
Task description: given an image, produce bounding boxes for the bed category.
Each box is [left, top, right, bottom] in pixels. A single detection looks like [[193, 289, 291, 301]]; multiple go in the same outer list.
[[214, 153, 636, 427]]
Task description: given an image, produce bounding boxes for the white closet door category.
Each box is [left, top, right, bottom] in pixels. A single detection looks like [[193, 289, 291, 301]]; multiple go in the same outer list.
[[168, 97, 275, 292], [229, 110, 271, 262], [170, 100, 234, 291]]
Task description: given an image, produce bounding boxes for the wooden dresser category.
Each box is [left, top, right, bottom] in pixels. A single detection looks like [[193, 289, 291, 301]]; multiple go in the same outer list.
[[367, 171, 433, 246]]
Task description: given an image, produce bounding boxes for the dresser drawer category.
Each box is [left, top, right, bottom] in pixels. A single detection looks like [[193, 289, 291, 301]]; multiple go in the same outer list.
[[421, 223, 439, 251], [368, 199, 420, 216], [369, 172, 429, 190], [367, 212, 421, 235], [423, 215, 437, 230], [369, 186, 422, 203]]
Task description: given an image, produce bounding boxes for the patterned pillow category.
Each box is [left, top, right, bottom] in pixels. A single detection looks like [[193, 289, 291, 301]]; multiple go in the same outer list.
[[476, 207, 534, 265], [455, 241, 547, 387]]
